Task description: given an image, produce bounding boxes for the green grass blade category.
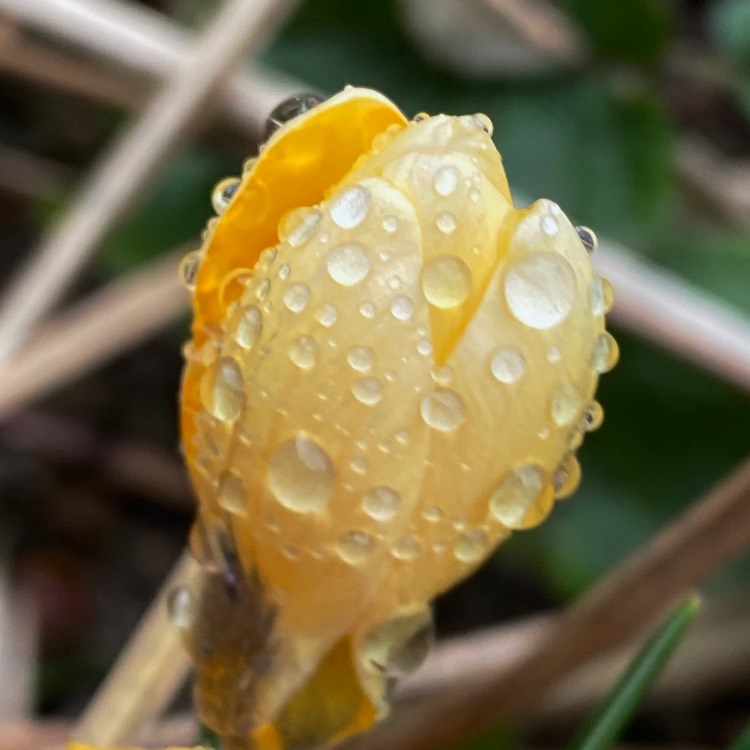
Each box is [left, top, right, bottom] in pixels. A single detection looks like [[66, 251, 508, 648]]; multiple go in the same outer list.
[[727, 717, 750, 750], [567, 595, 700, 750]]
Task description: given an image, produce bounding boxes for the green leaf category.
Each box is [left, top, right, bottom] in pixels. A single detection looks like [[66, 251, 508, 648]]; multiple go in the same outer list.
[[567, 597, 700, 750], [727, 716, 750, 750], [198, 724, 224, 749]]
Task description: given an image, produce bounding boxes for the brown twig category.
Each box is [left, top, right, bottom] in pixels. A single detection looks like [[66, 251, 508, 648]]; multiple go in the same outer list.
[[348, 454, 750, 750], [0, 0, 298, 362], [0, 143, 72, 200]]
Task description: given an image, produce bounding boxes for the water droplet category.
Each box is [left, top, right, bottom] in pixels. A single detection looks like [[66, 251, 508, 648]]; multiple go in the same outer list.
[[256, 277, 271, 300], [264, 93, 322, 139], [589, 277, 614, 315], [422, 506, 444, 523], [581, 401, 604, 432], [547, 346, 562, 363], [336, 530, 375, 564], [490, 347, 526, 384], [232, 305, 262, 349], [330, 185, 371, 229], [390, 295, 414, 321], [277, 265, 291, 283], [289, 335, 318, 370], [382, 216, 399, 233], [285, 208, 322, 248], [327, 243, 371, 286], [282, 282, 310, 313], [316, 303, 338, 328], [347, 346, 373, 373], [211, 177, 240, 214], [201, 357, 244, 422], [267, 435, 334, 513], [350, 455, 368, 475], [421, 256, 472, 309], [420, 388, 466, 432], [592, 332, 619, 373], [352, 377, 383, 406], [363, 609, 434, 677], [416, 338, 433, 356], [431, 364, 453, 385], [454, 530, 488, 563], [388, 276, 401, 291], [435, 211, 457, 235], [541, 215, 559, 236], [552, 454, 581, 499], [218, 470, 246, 515], [179, 251, 202, 290], [167, 586, 193, 630], [489, 464, 547, 529], [392, 535, 421, 560], [362, 486, 401, 521], [575, 226, 598, 252], [504, 253, 576, 330], [551, 381, 581, 426], [433, 166, 459, 197], [413, 112, 430, 122], [359, 300, 376, 318], [468, 187, 481, 202], [472, 113, 493, 135], [569, 427, 584, 451]]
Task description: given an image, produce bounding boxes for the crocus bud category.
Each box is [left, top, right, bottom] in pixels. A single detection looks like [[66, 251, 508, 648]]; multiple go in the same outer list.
[[178, 87, 617, 750]]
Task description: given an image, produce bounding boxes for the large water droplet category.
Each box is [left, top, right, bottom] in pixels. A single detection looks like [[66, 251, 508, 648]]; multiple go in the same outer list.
[[264, 93, 322, 139], [167, 586, 194, 630], [289, 335, 318, 369], [421, 256, 472, 309], [327, 243, 371, 286], [592, 332, 619, 373], [336, 530, 375, 564], [201, 357, 244, 422], [433, 166, 459, 197], [362, 486, 401, 521], [490, 347, 526, 384], [504, 253, 576, 329], [454, 530, 488, 563], [489, 463, 547, 529], [347, 345, 374, 373], [267, 435, 334, 513], [232, 305, 262, 349], [551, 381, 582, 426], [420, 388, 466, 432], [362, 609, 434, 677], [211, 177, 240, 214], [218, 470, 246, 515], [179, 250, 202, 290], [330, 185, 371, 229], [283, 282, 311, 312], [352, 377, 383, 406]]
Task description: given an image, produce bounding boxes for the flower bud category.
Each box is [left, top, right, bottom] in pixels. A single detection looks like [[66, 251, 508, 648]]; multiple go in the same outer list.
[[179, 88, 617, 750]]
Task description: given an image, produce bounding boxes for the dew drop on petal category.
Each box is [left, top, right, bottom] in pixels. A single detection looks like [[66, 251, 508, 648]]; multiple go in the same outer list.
[[391, 295, 414, 321], [201, 357, 244, 422], [359, 300, 376, 318], [592, 332, 619, 373], [267, 435, 334, 513], [211, 177, 240, 214], [347, 345, 374, 372], [352, 377, 383, 406], [552, 454, 582, 499], [179, 251, 202, 290], [362, 609, 434, 677], [435, 211, 457, 235], [433, 166, 459, 197], [362, 486, 402, 522], [575, 225, 598, 252], [330, 185, 371, 229], [336, 530, 375, 564], [454, 530, 488, 563], [504, 253, 576, 330], [392, 535, 421, 561], [420, 388, 466, 432], [283, 282, 311, 312], [218, 470, 246, 515], [382, 216, 399, 234], [316, 303, 338, 328], [350, 456, 368, 475], [431, 364, 453, 385], [422, 506, 444, 523], [289, 335, 318, 370], [421, 256, 472, 309], [285, 208, 322, 248], [541, 215, 559, 236], [416, 338, 433, 357], [551, 381, 582, 426], [581, 401, 604, 432], [232, 305, 262, 349], [489, 464, 547, 529], [490, 347, 526, 384], [327, 243, 371, 286]]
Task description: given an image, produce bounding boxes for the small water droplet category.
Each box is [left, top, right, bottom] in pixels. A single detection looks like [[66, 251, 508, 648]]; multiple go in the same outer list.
[[551, 381, 582, 426], [285, 208, 322, 248], [413, 112, 430, 122], [433, 166, 459, 197], [264, 93, 322, 139], [472, 113, 493, 135], [547, 346, 562, 363], [282, 282, 310, 313], [350, 455, 368, 475], [179, 251, 202, 290], [589, 277, 614, 315], [394, 429, 408, 445], [435, 211, 457, 235], [468, 187, 481, 202], [592, 332, 619, 373], [347, 345, 374, 372], [232, 305, 262, 349], [421, 256, 472, 309], [201, 357, 244, 422], [167, 586, 193, 629], [256, 277, 271, 300], [504, 253, 576, 330], [289, 335, 318, 370], [489, 464, 547, 529], [352, 377, 383, 406], [218, 470, 246, 515], [211, 177, 240, 214], [552, 454, 582, 499], [362, 609, 434, 677], [336, 530, 375, 564], [362, 486, 401, 521], [316, 303, 338, 328], [416, 338, 433, 356], [392, 535, 421, 561], [267, 435, 334, 513], [359, 300, 376, 318], [330, 185, 371, 229], [390, 295, 414, 321], [431, 364, 453, 385], [277, 263, 290, 281], [541, 214, 559, 236], [422, 506, 444, 523], [327, 243, 371, 286], [575, 226, 598, 252], [382, 216, 399, 234], [420, 388, 466, 432], [581, 401, 604, 432], [490, 347, 526, 384], [454, 530, 488, 563]]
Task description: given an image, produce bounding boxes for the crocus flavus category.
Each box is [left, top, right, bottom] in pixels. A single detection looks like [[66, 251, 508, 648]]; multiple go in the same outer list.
[[176, 87, 617, 750]]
